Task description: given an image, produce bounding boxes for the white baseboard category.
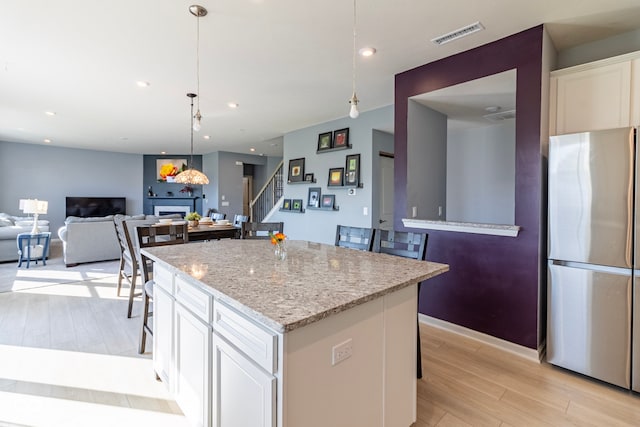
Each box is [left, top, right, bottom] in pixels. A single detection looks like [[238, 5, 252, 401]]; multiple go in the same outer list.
[[419, 314, 542, 363]]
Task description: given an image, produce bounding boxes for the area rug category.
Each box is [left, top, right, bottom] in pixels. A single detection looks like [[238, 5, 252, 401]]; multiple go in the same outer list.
[[0, 240, 120, 293]]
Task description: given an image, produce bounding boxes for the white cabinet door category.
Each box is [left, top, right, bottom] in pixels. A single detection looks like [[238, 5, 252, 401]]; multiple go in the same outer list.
[[555, 61, 631, 134], [631, 58, 640, 126], [175, 304, 212, 427], [153, 285, 174, 388], [212, 333, 275, 427]]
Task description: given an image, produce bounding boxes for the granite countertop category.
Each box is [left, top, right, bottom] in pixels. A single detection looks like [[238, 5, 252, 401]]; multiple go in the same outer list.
[[142, 239, 449, 333]]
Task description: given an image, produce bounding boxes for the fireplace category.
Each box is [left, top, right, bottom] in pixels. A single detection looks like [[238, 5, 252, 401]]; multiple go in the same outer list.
[[154, 205, 190, 217]]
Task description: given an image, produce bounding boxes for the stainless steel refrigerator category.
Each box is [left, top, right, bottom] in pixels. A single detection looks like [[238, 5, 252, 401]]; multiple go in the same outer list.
[[547, 127, 640, 390]]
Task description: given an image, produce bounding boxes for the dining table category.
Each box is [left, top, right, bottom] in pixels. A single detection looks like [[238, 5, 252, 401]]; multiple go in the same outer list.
[[187, 222, 239, 241]]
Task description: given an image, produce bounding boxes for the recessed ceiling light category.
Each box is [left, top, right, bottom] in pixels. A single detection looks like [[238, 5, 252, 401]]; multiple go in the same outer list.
[[160, 151, 167, 154], [136, 81, 151, 87], [45, 111, 56, 116], [250, 148, 256, 152], [227, 102, 239, 109], [358, 47, 376, 57], [43, 139, 51, 143], [203, 135, 211, 140]]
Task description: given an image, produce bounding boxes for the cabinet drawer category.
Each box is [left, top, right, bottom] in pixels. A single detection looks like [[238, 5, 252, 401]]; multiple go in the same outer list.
[[175, 276, 213, 322], [153, 263, 174, 294], [213, 302, 278, 374]]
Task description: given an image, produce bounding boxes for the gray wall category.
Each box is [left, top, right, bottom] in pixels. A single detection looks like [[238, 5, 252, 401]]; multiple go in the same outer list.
[[0, 141, 142, 233], [269, 105, 393, 244], [202, 151, 281, 219], [407, 101, 447, 220], [556, 28, 640, 69], [446, 120, 516, 224]]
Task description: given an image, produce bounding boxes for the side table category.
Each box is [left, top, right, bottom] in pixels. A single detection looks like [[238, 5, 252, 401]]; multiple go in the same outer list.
[[17, 232, 51, 268]]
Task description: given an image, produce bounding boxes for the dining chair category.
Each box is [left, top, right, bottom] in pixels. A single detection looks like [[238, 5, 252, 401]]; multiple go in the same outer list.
[[334, 225, 374, 251], [232, 214, 249, 228], [210, 212, 226, 221], [241, 222, 284, 239], [373, 229, 428, 379], [114, 216, 140, 318], [116, 216, 158, 318], [135, 223, 188, 354]]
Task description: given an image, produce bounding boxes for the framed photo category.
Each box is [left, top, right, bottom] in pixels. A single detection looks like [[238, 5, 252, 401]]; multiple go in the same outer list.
[[333, 128, 349, 148], [292, 199, 303, 212], [345, 153, 360, 187], [156, 158, 187, 182], [321, 194, 335, 209], [304, 173, 315, 182], [328, 167, 344, 187], [317, 132, 333, 151], [307, 187, 321, 208], [282, 199, 291, 210], [288, 157, 305, 183]]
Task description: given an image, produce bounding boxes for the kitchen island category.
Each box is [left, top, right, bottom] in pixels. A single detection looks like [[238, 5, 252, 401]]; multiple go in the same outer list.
[[142, 239, 448, 427]]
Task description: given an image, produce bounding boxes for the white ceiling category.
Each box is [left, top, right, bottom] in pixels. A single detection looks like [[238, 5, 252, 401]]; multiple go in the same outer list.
[[1, 0, 639, 157]]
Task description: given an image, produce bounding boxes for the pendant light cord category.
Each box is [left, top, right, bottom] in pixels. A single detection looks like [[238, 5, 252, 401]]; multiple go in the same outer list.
[[190, 95, 195, 168], [196, 13, 201, 114], [352, 0, 357, 96]]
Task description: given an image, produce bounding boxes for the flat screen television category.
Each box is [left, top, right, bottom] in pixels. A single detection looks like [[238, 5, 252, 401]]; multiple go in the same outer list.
[[65, 197, 126, 218]]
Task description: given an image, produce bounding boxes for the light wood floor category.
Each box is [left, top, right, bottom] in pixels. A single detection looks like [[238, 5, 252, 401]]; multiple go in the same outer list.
[[2, 273, 640, 426], [415, 324, 640, 427]]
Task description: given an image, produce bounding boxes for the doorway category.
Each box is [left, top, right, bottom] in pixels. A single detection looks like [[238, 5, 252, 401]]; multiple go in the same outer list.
[[378, 152, 394, 231], [243, 176, 253, 217]]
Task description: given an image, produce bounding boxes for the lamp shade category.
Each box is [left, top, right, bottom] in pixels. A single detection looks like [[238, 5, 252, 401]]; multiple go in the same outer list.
[[20, 199, 48, 215], [174, 168, 209, 185]]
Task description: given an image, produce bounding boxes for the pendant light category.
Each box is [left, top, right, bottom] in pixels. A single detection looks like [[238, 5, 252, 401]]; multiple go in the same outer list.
[[175, 5, 209, 185], [190, 4, 207, 131], [348, 0, 359, 119], [175, 93, 209, 185]]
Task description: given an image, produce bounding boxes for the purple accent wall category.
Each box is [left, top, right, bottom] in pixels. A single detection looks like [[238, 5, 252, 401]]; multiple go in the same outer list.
[[395, 26, 544, 349]]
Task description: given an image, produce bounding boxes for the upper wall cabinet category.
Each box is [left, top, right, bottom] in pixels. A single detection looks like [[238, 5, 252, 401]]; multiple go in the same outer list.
[[550, 58, 633, 135]]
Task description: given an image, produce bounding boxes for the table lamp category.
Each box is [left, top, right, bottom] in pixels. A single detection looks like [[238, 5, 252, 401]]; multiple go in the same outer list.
[[20, 199, 48, 234]]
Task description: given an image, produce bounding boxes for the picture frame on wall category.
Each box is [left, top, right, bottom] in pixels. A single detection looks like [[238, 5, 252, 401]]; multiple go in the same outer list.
[[282, 199, 291, 210], [292, 199, 303, 212], [327, 167, 344, 187], [307, 187, 321, 208], [317, 132, 333, 152], [321, 194, 335, 209], [344, 153, 360, 187], [304, 173, 315, 182], [288, 158, 305, 183], [333, 128, 349, 148]]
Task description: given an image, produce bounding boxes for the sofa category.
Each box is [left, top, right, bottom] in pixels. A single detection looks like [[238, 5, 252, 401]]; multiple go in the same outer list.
[[58, 215, 122, 266], [57, 214, 182, 267], [0, 213, 51, 262]]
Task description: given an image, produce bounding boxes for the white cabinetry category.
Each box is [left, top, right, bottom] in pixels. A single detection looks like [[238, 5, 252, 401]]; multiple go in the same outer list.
[[550, 51, 640, 135], [632, 58, 640, 126], [213, 333, 276, 427], [153, 285, 173, 386], [552, 61, 631, 135], [153, 264, 174, 387]]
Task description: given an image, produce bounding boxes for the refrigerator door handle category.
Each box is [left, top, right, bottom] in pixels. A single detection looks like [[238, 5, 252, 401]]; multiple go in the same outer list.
[[550, 259, 632, 276]]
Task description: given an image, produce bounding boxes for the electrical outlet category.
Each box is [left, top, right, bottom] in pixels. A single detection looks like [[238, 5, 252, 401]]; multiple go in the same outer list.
[[332, 338, 353, 366]]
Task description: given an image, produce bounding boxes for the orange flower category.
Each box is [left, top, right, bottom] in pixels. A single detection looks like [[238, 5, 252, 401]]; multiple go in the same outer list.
[[269, 232, 286, 245]]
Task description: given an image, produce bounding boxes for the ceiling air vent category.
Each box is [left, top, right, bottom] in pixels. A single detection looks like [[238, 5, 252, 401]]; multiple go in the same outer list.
[[483, 109, 516, 122], [431, 21, 485, 46]]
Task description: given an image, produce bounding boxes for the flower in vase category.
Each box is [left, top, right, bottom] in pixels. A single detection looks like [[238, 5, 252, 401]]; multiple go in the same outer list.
[[269, 232, 286, 245]]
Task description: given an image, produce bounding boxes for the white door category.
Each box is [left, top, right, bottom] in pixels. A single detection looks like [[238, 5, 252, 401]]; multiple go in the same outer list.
[[174, 304, 212, 427], [378, 154, 394, 231], [212, 333, 275, 427]]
